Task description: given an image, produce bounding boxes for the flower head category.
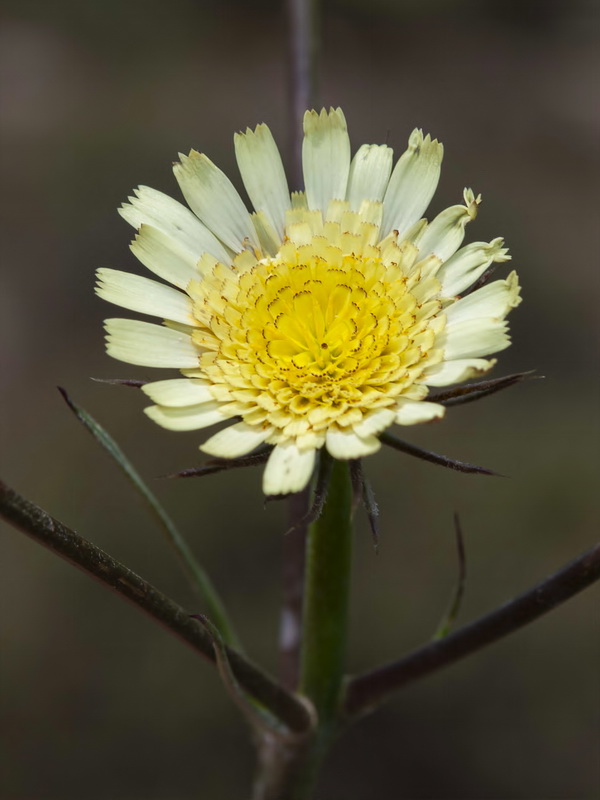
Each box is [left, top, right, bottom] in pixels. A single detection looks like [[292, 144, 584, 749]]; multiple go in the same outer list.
[[97, 108, 521, 495]]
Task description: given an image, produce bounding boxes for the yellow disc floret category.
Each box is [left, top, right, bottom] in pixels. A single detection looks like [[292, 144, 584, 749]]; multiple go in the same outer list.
[[186, 207, 446, 452], [100, 109, 522, 494]]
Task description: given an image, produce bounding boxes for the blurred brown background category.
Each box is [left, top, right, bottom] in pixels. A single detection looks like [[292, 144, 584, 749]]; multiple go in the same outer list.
[[1, 0, 599, 797]]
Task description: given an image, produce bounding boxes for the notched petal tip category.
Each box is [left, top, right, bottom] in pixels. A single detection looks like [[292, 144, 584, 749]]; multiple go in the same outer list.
[[303, 106, 347, 134], [463, 188, 482, 219], [489, 237, 511, 262], [505, 270, 523, 309], [407, 127, 444, 158]]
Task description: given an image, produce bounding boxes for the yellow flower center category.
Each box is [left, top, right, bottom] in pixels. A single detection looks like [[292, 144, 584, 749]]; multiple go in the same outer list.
[[188, 227, 445, 446]]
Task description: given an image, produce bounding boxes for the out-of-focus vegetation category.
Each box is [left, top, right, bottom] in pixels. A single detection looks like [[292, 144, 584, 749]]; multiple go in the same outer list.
[[1, 0, 598, 797]]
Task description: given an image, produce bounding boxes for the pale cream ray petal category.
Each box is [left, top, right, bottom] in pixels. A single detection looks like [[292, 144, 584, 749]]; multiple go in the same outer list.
[[417, 189, 481, 262], [180, 368, 207, 379], [119, 185, 230, 263], [440, 319, 511, 360], [201, 421, 273, 458], [296, 431, 326, 451], [398, 220, 429, 250], [291, 190, 308, 209], [164, 320, 197, 335], [96, 269, 197, 326], [284, 207, 323, 233], [346, 144, 393, 211], [173, 151, 259, 252], [445, 272, 521, 325], [144, 401, 233, 431], [325, 199, 350, 224], [302, 108, 351, 213], [325, 429, 381, 459], [129, 225, 200, 290], [351, 408, 396, 438], [394, 399, 445, 425], [142, 378, 214, 407], [437, 238, 511, 297], [104, 318, 199, 368], [262, 443, 316, 495], [381, 129, 444, 239], [286, 221, 314, 247], [234, 124, 290, 240], [422, 358, 496, 387], [356, 199, 383, 230], [251, 211, 281, 257]]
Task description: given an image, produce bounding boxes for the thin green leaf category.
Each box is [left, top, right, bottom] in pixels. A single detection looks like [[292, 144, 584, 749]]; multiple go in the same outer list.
[[57, 387, 241, 650], [193, 614, 314, 740], [433, 514, 467, 639]]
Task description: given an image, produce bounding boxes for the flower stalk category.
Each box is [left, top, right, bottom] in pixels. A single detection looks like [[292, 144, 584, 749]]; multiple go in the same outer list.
[[253, 456, 354, 800], [272, 455, 353, 796], [300, 456, 353, 722]]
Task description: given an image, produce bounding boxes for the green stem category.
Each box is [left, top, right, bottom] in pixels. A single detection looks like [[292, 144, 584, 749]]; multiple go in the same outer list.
[[253, 457, 354, 800], [300, 456, 352, 718], [296, 456, 353, 790]]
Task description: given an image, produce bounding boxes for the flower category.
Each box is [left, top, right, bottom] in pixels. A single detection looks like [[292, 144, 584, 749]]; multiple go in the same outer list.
[[97, 108, 521, 495]]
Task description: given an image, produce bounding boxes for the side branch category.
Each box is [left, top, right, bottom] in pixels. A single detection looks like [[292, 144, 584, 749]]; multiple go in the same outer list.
[[344, 542, 600, 717], [0, 480, 311, 735]]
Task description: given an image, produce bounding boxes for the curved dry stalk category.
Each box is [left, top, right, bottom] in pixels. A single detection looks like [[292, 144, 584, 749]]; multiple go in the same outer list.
[[0, 480, 312, 736], [344, 541, 600, 718]]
